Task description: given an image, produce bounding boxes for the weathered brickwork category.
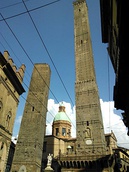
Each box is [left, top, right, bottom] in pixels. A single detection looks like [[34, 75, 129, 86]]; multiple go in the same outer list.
[[11, 64, 51, 172], [73, 0, 106, 156]]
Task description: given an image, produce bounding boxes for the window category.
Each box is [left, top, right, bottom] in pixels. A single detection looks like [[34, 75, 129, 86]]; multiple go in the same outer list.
[[62, 128, 66, 136], [87, 121, 89, 126], [0, 101, 3, 111], [32, 106, 34, 111], [56, 128, 59, 136]]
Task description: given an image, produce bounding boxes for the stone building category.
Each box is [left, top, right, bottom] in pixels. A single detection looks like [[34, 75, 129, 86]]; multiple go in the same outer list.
[[42, 104, 129, 171], [42, 102, 76, 170], [11, 64, 51, 172], [100, 0, 129, 135], [0, 51, 25, 172]]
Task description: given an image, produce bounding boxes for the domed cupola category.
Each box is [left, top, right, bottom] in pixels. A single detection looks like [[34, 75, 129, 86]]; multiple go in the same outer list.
[[52, 102, 71, 139]]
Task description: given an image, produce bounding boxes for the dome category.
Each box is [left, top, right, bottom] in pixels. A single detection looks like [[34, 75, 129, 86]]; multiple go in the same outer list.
[[53, 111, 71, 122], [53, 102, 71, 123]]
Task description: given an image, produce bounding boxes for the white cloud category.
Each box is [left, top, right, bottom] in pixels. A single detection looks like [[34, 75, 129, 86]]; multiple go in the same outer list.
[[13, 98, 129, 149], [100, 99, 129, 149], [15, 115, 22, 124], [46, 98, 129, 149]]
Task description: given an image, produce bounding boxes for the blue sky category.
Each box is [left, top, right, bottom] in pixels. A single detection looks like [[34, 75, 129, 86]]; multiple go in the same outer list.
[[0, 0, 114, 104], [1, 0, 129, 148]]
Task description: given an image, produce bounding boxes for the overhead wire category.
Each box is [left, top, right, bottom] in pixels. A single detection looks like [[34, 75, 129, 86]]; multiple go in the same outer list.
[[22, 0, 128, 148], [0, 0, 110, 131], [0, 0, 75, 105], [1, 1, 122, 148], [0, 13, 60, 104], [1, 44, 75, 136], [0, 0, 77, 138], [0, 7, 76, 132], [1, 1, 76, 129], [21, 94, 53, 127], [0, 0, 74, 107], [3, 2, 128, 152], [0, 0, 29, 10], [0, 40, 76, 140], [0, 3, 77, 143], [0, 0, 61, 22], [4, 75, 54, 130], [0, 31, 26, 67], [0, 14, 62, 131], [21, 0, 74, 107], [21, 0, 114, 146]]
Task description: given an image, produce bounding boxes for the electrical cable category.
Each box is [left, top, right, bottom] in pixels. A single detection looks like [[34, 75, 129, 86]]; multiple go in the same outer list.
[[0, 0, 61, 21], [1, 3, 108, 149], [0, 0, 29, 10], [0, 2, 75, 104], [21, 0, 74, 107], [0, 27, 77, 134], [1, 1, 125, 149], [0, 0, 74, 107], [0, 13, 60, 104]]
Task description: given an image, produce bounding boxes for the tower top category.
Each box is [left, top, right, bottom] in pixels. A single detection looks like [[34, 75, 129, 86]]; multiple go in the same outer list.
[[73, 0, 85, 5]]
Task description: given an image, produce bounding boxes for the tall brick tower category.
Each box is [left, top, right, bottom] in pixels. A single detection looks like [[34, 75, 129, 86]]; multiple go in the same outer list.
[[73, 0, 106, 156], [11, 64, 51, 172], [0, 51, 25, 172]]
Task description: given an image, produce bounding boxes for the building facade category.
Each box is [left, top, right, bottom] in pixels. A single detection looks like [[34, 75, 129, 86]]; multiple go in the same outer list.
[[11, 64, 51, 172], [43, 104, 129, 171], [100, 0, 129, 135], [0, 51, 25, 172]]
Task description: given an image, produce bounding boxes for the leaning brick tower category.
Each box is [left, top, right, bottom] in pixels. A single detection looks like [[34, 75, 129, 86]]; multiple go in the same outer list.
[[73, 0, 106, 156], [11, 64, 51, 172]]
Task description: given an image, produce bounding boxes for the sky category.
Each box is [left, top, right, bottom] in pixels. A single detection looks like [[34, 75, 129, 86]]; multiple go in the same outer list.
[[0, 0, 129, 149]]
